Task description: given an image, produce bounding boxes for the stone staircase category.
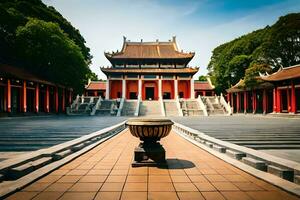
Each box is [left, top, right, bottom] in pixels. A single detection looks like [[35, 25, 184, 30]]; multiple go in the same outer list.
[[204, 96, 225, 115], [95, 100, 118, 116], [69, 96, 97, 115], [180, 100, 203, 116], [163, 100, 179, 116], [121, 100, 137, 116], [139, 101, 162, 116]]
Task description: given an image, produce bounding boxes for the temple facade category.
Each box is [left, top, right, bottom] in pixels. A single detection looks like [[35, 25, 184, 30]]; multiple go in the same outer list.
[[100, 37, 199, 100], [227, 64, 300, 114]]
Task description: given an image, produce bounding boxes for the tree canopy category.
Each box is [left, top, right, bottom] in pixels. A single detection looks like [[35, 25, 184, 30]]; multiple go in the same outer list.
[[208, 13, 300, 93], [0, 0, 95, 92]]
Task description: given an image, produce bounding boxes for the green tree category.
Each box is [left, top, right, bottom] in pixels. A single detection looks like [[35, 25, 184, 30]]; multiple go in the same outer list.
[[198, 75, 207, 81], [15, 19, 89, 93], [244, 63, 272, 89], [208, 13, 300, 93]]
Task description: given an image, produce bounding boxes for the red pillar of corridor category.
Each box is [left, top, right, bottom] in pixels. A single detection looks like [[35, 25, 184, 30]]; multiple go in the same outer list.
[[45, 86, 50, 113], [7, 79, 11, 113], [236, 92, 240, 113], [62, 88, 65, 112], [252, 90, 257, 113], [244, 91, 247, 113], [35, 83, 39, 113], [287, 87, 291, 113], [55, 87, 59, 113], [291, 82, 296, 113], [69, 90, 73, 105], [262, 89, 267, 114], [276, 88, 281, 113], [22, 81, 27, 113], [273, 88, 277, 113]]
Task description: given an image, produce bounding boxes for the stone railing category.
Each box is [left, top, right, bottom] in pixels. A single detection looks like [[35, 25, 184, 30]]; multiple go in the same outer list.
[[176, 96, 184, 116], [0, 121, 127, 198], [117, 98, 125, 117], [173, 122, 300, 195], [160, 98, 166, 116], [205, 97, 214, 111], [196, 95, 208, 116], [134, 95, 141, 116], [220, 93, 232, 115], [90, 96, 102, 116]]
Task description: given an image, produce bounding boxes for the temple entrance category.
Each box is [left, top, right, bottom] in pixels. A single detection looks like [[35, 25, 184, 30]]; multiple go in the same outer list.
[[11, 87, 20, 113], [145, 87, 154, 100], [296, 88, 300, 113], [129, 92, 137, 99], [27, 88, 35, 112], [281, 89, 288, 112], [163, 92, 171, 99]]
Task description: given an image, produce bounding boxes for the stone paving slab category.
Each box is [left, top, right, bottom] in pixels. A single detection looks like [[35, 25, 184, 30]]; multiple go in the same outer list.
[[5, 130, 300, 200]]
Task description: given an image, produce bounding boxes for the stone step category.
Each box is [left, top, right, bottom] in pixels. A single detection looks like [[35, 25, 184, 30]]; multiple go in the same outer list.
[[8, 157, 52, 179], [242, 157, 267, 171], [226, 149, 246, 160], [267, 165, 294, 182], [294, 175, 300, 184], [212, 145, 226, 153], [52, 149, 72, 161]]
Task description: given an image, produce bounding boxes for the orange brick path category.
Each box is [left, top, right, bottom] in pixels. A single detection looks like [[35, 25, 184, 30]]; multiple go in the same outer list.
[[6, 130, 300, 200]]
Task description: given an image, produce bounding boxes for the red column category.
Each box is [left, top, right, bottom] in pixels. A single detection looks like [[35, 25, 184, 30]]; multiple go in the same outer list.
[[62, 88, 65, 112], [69, 90, 72, 105], [55, 87, 59, 113], [35, 83, 39, 113], [22, 81, 27, 112], [231, 93, 234, 107], [227, 93, 230, 102], [276, 89, 281, 113], [273, 88, 277, 113], [291, 82, 296, 113], [287, 88, 291, 113], [7, 79, 11, 113], [252, 90, 257, 113], [203, 91, 206, 96], [244, 91, 247, 113], [236, 92, 240, 113], [262, 89, 267, 114], [45, 86, 49, 113]]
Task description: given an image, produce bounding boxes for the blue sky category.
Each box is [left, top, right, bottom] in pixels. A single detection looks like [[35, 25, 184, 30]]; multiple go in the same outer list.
[[43, 0, 300, 79]]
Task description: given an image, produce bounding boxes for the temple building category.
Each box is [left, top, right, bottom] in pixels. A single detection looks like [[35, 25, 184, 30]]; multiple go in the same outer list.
[[100, 37, 199, 100], [0, 65, 73, 115], [227, 64, 300, 114]]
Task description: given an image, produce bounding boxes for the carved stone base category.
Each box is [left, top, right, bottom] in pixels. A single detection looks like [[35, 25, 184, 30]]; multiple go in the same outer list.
[[132, 141, 167, 167]]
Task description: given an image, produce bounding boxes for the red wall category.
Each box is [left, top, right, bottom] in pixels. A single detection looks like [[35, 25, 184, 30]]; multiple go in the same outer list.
[[126, 80, 138, 99], [110, 80, 122, 99], [178, 80, 190, 98], [162, 80, 174, 99], [142, 80, 158, 100]]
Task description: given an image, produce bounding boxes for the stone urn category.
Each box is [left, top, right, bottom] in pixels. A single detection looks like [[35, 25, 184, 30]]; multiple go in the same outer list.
[[126, 118, 173, 167]]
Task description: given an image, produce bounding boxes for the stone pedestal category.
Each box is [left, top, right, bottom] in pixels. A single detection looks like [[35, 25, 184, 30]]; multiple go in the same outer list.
[[132, 141, 166, 167]]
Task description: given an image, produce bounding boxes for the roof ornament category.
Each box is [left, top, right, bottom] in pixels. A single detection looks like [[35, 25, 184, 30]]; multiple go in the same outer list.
[[172, 36, 176, 43], [123, 36, 127, 42], [259, 72, 266, 77], [141, 39, 143, 43]]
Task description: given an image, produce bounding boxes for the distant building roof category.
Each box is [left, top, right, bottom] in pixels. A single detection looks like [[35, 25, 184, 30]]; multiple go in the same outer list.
[[101, 67, 198, 75], [85, 81, 106, 90], [227, 78, 274, 93], [194, 78, 214, 90], [105, 36, 194, 60], [260, 64, 300, 81]]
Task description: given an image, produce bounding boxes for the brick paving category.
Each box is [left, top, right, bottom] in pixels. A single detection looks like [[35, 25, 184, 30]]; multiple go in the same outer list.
[[6, 130, 300, 200]]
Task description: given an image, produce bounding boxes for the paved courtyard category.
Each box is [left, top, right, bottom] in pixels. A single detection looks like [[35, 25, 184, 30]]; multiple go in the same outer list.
[[6, 130, 299, 200], [171, 115, 300, 163]]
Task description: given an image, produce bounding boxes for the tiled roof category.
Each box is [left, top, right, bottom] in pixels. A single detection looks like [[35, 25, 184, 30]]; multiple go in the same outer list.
[[227, 78, 274, 93], [101, 67, 199, 75], [194, 80, 214, 90], [260, 64, 300, 81], [105, 37, 194, 60], [0, 64, 56, 86], [85, 81, 106, 90]]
